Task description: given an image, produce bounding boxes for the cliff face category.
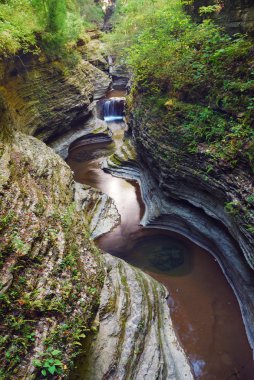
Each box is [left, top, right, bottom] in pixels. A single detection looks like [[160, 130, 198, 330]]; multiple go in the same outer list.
[[222, 0, 254, 34], [0, 44, 194, 379], [128, 97, 254, 271], [0, 132, 194, 380], [108, 99, 254, 351], [0, 133, 105, 379], [188, 0, 254, 34], [0, 54, 110, 142]]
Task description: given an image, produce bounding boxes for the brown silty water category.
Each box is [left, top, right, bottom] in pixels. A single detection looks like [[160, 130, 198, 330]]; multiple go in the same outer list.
[[66, 104, 254, 380]]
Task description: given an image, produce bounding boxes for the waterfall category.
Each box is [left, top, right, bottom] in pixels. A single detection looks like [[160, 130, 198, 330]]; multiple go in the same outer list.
[[103, 98, 124, 122]]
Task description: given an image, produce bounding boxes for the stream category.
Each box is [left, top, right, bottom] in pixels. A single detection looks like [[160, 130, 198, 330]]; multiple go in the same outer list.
[[66, 93, 254, 380]]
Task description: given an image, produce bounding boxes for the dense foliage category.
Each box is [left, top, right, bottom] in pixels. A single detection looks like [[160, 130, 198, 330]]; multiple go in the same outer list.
[[0, 0, 103, 57], [108, 0, 254, 171]]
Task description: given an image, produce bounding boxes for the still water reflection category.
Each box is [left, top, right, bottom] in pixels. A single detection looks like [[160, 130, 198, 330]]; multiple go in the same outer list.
[[67, 123, 254, 380]]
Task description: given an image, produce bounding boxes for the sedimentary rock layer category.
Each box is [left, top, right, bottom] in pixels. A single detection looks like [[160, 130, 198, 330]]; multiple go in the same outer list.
[[105, 137, 254, 355], [0, 42, 195, 379], [0, 133, 105, 379], [74, 182, 120, 239], [75, 253, 193, 380], [0, 56, 110, 142], [187, 0, 254, 35]]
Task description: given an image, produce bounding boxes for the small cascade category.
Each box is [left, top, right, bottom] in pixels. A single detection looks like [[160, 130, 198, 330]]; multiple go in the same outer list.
[[103, 98, 124, 122]]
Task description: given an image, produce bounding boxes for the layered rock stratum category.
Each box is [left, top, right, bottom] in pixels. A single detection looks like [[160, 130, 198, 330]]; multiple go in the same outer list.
[[0, 47, 194, 380], [104, 103, 254, 355]]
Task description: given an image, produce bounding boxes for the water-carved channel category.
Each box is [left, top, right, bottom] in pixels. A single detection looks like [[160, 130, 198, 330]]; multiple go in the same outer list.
[[67, 95, 254, 380]]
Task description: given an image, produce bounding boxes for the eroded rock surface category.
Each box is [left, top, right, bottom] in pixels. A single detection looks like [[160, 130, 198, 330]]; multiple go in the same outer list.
[[0, 133, 105, 379], [0, 37, 198, 380], [50, 117, 109, 160], [0, 56, 110, 142], [105, 136, 254, 356], [0, 130, 194, 379], [74, 182, 120, 239], [72, 254, 194, 380]]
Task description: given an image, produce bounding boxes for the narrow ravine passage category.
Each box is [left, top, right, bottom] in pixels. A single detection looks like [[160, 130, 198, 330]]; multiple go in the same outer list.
[[66, 97, 254, 380]]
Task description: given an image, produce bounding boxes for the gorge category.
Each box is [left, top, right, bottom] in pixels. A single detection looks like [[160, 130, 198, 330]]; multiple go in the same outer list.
[[66, 95, 254, 379], [0, 0, 254, 379]]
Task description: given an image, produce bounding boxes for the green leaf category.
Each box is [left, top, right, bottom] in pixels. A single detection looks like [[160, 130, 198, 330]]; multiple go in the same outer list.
[[73, 341, 82, 346], [33, 359, 42, 367], [78, 333, 86, 339], [52, 349, 61, 356], [53, 359, 63, 366], [41, 369, 47, 377], [48, 365, 56, 375]]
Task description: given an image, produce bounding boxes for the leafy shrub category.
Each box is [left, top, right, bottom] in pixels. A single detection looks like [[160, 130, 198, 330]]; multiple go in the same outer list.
[[107, 0, 254, 170], [33, 347, 63, 378], [0, 0, 103, 58], [0, 0, 40, 56], [199, 5, 222, 15]]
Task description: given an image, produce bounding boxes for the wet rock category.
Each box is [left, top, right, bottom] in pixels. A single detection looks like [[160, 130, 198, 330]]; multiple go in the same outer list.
[[68, 132, 113, 154], [105, 129, 254, 356], [91, 62, 111, 100], [73, 253, 194, 380], [74, 182, 120, 239], [109, 58, 130, 90], [49, 103, 109, 159]]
